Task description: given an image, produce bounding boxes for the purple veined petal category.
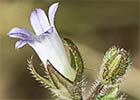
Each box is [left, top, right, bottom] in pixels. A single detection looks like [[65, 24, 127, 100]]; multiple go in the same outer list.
[[30, 8, 50, 35], [15, 40, 27, 49], [41, 27, 53, 36], [8, 27, 33, 40], [48, 2, 59, 27]]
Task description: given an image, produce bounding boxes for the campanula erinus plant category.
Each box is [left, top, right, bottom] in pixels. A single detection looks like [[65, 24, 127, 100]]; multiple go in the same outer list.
[[8, 2, 131, 100]]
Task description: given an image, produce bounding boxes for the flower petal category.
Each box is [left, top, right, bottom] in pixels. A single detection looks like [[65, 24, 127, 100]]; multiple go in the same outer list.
[[29, 36, 76, 81], [8, 27, 33, 40], [15, 40, 27, 49], [41, 27, 53, 36], [48, 2, 59, 27], [30, 8, 50, 35]]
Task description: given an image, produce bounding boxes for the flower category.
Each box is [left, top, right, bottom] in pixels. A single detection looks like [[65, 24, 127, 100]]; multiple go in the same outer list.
[[8, 2, 76, 81]]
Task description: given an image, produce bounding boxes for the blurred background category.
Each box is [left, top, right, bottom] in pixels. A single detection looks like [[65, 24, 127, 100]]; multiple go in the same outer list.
[[0, 0, 139, 100]]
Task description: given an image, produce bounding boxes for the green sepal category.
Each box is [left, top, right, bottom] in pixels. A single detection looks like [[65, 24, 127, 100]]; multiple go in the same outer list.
[[46, 60, 73, 89], [27, 56, 55, 89], [47, 60, 78, 99], [62, 38, 84, 83], [69, 50, 77, 70]]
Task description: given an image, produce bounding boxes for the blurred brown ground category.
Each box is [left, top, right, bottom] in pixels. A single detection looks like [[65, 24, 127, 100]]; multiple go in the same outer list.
[[0, 0, 139, 100]]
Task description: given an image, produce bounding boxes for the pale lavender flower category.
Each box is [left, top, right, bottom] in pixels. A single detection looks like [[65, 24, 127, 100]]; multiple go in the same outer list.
[[8, 3, 76, 81]]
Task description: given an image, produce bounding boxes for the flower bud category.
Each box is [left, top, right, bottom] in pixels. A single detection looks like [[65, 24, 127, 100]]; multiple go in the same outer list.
[[99, 46, 131, 86]]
